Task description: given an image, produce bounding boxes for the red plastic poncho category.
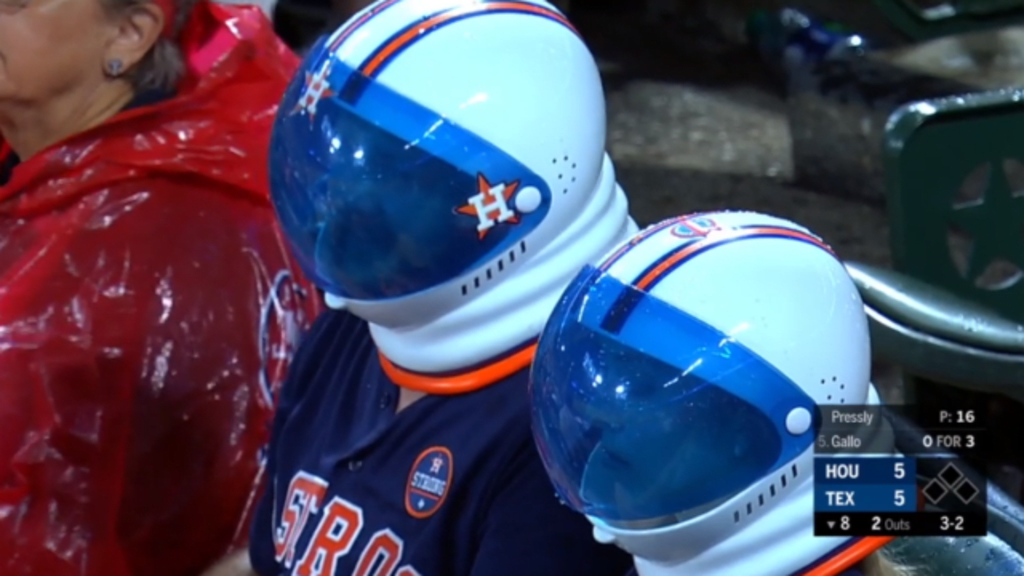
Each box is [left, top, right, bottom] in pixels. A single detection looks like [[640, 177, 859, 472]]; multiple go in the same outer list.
[[0, 4, 320, 575]]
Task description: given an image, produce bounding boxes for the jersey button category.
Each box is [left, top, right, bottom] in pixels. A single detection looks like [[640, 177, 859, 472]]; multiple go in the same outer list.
[[348, 460, 363, 471], [380, 393, 392, 409]]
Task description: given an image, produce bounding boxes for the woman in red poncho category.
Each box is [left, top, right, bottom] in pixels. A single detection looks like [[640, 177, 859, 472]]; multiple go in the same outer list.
[[0, 0, 320, 574]]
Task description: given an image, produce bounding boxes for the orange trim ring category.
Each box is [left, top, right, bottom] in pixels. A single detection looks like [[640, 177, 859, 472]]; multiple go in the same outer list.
[[802, 536, 894, 576], [379, 343, 537, 395]]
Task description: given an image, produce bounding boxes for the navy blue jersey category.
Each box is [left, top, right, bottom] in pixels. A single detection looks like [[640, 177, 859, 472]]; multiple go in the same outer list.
[[250, 309, 633, 576]]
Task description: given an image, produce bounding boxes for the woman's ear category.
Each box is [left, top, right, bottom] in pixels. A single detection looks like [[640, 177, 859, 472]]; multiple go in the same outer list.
[[105, 3, 165, 71]]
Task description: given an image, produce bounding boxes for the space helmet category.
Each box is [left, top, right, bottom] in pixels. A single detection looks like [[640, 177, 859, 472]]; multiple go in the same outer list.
[[530, 211, 891, 575], [268, 0, 634, 384]]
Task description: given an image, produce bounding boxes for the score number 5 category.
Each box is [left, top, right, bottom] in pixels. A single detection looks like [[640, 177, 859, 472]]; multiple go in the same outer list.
[[894, 462, 907, 507]]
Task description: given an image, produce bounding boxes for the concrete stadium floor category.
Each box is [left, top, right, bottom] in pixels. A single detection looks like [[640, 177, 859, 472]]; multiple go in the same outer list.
[[582, 7, 895, 264]]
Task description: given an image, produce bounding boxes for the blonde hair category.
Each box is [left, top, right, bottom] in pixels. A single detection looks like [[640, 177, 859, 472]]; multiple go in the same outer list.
[[103, 0, 201, 92], [863, 549, 915, 576]]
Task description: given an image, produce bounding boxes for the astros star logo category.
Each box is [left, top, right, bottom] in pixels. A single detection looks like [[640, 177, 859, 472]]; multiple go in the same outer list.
[[947, 159, 1024, 286], [291, 61, 334, 120], [456, 174, 520, 239]]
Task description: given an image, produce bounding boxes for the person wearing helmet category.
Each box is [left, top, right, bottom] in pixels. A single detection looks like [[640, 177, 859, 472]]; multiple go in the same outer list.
[[530, 211, 916, 576], [201, 1, 637, 575]]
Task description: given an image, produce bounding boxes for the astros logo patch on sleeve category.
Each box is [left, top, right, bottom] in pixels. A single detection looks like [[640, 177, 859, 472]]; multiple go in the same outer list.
[[405, 446, 453, 519]]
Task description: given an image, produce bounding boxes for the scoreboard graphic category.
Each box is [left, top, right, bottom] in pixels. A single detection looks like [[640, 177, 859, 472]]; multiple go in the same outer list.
[[812, 405, 988, 537]]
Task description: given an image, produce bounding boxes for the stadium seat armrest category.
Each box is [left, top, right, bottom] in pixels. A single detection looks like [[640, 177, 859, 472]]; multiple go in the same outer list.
[[845, 261, 1024, 353], [845, 262, 1024, 400]]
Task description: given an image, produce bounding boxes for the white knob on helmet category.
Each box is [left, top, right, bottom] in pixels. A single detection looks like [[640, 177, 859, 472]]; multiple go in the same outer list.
[[270, 0, 635, 377], [531, 211, 882, 576]]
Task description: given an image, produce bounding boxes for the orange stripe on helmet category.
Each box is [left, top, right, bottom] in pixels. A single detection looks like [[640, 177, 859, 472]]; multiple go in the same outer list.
[[327, 0, 405, 52], [633, 226, 834, 291], [358, 1, 577, 78], [598, 216, 688, 272]]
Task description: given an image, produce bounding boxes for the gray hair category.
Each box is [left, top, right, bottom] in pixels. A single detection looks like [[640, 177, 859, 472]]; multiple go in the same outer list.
[[103, 0, 199, 92]]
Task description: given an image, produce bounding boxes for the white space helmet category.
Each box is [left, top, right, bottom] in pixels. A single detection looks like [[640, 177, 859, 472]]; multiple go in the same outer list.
[[530, 211, 887, 575], [269, 0, 633, 382]]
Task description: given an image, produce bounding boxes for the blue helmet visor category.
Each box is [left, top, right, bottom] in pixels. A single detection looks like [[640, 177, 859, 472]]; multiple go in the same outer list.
[[269, 44, 552, 300], [530, 266, 818, 525]]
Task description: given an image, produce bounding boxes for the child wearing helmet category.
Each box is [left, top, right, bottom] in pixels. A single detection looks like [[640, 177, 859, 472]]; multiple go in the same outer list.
[[530, 211, 915, 576], [202, 1, 638, 575]]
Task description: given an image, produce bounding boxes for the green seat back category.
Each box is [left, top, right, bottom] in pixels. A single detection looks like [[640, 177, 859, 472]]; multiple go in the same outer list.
[[873, 0, 1024, 40], [884, 88, 1024, 325]]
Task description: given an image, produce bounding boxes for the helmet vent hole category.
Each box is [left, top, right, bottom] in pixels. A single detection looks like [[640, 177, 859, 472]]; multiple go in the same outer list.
[[552, 154, 577, 194], [820, 375, 849, 403], [731, 464, 801, 524], [458, 242, 528, 297]]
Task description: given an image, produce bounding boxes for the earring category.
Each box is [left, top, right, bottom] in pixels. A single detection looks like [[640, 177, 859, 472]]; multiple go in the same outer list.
[[104, 59, 124, 78]]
